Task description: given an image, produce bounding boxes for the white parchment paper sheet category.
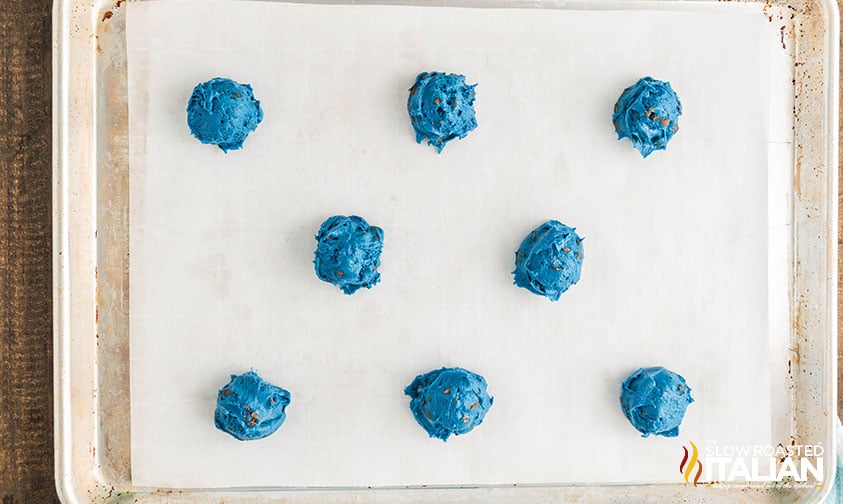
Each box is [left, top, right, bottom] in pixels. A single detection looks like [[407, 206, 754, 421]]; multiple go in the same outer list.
[[128, 0, 774, 488]]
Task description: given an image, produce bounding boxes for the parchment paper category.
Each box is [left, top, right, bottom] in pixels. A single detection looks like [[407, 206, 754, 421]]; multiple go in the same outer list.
[[127, 0, 774, 488]]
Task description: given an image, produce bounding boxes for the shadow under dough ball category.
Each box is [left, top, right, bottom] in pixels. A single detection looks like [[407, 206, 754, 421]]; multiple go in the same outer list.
[[620, 366, 694, 438], [407, 72, 477, 153], [404, 367, 493, 441], [214, 370, 291, 441], [186, 77, 263, 152], [313, 215, 384, 295], [612, 76, 682, 158], [513, 220, 584, 301]]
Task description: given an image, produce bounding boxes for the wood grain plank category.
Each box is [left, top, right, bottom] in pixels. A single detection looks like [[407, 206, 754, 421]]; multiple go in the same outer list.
[[0, 0, 60, 501]]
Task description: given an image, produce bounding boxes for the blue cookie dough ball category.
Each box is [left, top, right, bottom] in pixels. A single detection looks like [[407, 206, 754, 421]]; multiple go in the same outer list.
[[407, 72, 478, 153], [620, 366, 694, 438], [513, 220, 583, 301], [404, 367, 493, 442], [214, 370, 291, 441], [612, 77, 682, 158], [313, 215, 384, 295], [186, 77, 263, 152]]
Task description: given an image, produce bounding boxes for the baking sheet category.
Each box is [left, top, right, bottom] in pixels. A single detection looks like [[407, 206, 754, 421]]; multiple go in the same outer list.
[[127, 0, 775, 488]]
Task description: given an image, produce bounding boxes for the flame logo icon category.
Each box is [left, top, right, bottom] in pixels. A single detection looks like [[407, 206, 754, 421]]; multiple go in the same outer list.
[[680, 441, 702, 486]]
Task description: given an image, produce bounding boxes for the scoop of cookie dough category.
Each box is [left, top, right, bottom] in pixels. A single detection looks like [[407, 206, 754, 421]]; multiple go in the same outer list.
[[313, 215, 384, 295], [620, 366, 693, 438], [404, 367, 493, 441], [214, 370, 291, 441], [186, 77, 263, 152], [513, 220, 583, 301], [407, 72, 477, 153], [612, 76, 682, 158]]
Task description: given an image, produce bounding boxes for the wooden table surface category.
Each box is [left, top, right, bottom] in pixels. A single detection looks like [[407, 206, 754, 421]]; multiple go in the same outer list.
[[0, 0, 56, 501], [0, 0, 838, 501]]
